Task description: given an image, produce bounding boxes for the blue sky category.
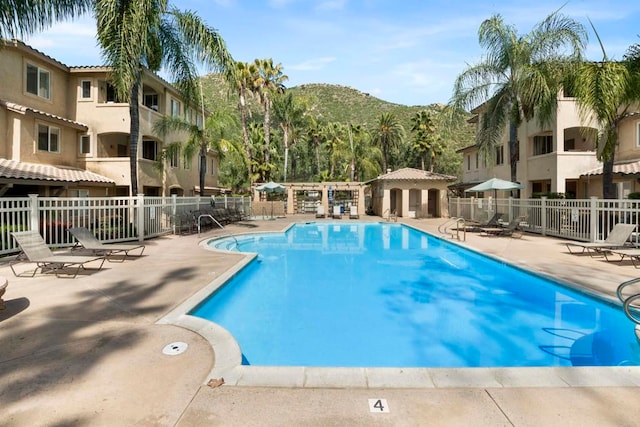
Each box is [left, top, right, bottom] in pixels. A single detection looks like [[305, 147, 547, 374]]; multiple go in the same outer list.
[[25, 0, 640, 106]]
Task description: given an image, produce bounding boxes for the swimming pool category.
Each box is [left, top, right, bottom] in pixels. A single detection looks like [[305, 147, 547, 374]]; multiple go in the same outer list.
[[192, 222, 640, 368]]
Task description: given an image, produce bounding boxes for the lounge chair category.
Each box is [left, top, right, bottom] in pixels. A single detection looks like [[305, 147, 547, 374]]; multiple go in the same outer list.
[[566, 223, 636, 256], [480, 218, 522, 238], [349, 205, 359, 219], [603, 248, 640, 268], [316, 205, 326, 218], [10, 230, 105, 278], [458, 212, 503, 232], [68, 227, 145, 261], [332, 205, 342, 219]]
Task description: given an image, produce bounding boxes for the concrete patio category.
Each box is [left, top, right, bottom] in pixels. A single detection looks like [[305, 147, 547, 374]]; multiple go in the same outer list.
[[1, 216, 640, 426]]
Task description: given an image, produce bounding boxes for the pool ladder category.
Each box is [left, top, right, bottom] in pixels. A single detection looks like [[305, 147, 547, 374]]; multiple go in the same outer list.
[[197, 214, 224, 236], [616, 278, 640, 342], [438, 217, 466, 242]]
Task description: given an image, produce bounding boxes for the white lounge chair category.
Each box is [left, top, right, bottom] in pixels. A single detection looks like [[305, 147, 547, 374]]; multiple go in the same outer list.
[[68, 227, 145, 261], [603, 247, 640, 268], [566, 223, 636, 256], [349, 205, 359, 219], [10, 230, 105, 278], [315, 205, 326, 218], [333, 205, 342, 219]]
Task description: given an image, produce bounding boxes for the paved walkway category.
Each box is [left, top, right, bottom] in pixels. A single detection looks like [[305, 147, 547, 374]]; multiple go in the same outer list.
[[1, 216, 639, 426]]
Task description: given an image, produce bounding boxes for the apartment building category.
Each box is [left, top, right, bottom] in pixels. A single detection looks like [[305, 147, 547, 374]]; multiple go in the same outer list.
[[454, 93, 640, 199], [0, 40, 221, 197]]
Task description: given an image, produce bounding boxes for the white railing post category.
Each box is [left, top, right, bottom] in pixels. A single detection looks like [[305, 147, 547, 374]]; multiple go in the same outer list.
[[541, 196, 547, 236], [28, 194, 39, 233], [137, 194, 145, 242], [470, 196, 475, 221], [590, 196, 598, 242], [456, 196, 461, 218]]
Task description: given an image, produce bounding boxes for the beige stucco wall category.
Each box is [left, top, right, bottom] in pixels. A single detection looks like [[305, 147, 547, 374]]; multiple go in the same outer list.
[[370, 180, 450, 218]]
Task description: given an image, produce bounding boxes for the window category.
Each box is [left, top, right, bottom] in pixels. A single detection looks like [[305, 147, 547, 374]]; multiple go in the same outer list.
[[495, 145, 504, 165], [183, 154, 191, 170], [636, 122, 640, 147], [26, 63, 50, 99], [117, 144, 128, 157], [79, 134, 91, 154], [210, 158, 215, 175], [143, 93, 158, 110], [564, 138, 575, 151], [169, 148, 179, 168], [170, 98, 181, 117], [81, 80, 91, 99], [466, 154, 470, 170], [106, 82, 117, 102], [533, 135, 553, 155], [474, 152, 479, 169], [196, 114, 203, 129], [37, 124, 59, 152], [185, 108, 191, 123], [142, 140, 157, 160]]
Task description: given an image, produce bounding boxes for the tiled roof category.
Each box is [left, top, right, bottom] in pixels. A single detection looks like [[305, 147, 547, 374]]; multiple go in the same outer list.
[[0, 158, 115, 185], [1, 99, 88, 130], [367, 167, 457, 183], [582, 160, 640, 177]]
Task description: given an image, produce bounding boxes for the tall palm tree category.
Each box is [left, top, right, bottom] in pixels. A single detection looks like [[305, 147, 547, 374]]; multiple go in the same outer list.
[[322, 122, 345, 179], [371, 112, 404, 173], [346, 123, 381, 181], [451, 10, 586, 186], [95, 0, 234, 195], [1, 0, 91, 39], [153, 106, 240, 195], [410, 109, 444, 172], [252, 58, 287, 178], [272, 91, 306, 181], [568, 30, 637, 198], [228, 60, 259, 185], [305, 116, 323, 176]]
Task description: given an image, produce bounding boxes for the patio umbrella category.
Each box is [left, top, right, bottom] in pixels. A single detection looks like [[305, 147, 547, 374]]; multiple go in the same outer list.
[[255, 182, 286, 217], [465, 178, 524, 210]]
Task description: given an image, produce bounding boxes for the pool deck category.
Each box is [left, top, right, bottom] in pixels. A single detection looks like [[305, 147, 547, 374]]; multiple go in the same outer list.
[[1, 216, 640, 426]]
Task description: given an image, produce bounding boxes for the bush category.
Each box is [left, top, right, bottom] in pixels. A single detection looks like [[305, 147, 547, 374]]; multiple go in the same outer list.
[[628, 192, 640, 200]]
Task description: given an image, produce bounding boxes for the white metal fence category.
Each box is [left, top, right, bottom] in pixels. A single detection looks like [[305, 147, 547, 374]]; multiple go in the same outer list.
[[448, 196, 640, 244], [0, 194, 251, 255]]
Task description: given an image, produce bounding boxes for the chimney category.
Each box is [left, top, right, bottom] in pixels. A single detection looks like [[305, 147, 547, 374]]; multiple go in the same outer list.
[[386, 168, 392, 173]]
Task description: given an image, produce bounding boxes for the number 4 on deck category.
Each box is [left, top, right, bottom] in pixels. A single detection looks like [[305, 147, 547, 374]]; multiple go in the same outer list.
[[368, 398, 390, 413]]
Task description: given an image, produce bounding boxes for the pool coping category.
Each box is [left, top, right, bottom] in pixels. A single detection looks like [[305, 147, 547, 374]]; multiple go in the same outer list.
[[156, 222, 640, 389]]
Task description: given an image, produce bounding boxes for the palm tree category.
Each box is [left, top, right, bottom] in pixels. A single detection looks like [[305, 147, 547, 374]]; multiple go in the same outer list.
[[228, 60, 259, 185], [153, 106, 240, 195], [1, 0, 91, 39], [95, 1, 234, 195], [410, 110, 441, 171], [346, 123, 381, 181], [371, 112, 404, 173], [272, 91, 306, 181], [252, 58, 287, 178], [568, 31, 638, 198], [322, 122, 345, 179], [451, 11, 586, 186], [305, 116, 323, 177]]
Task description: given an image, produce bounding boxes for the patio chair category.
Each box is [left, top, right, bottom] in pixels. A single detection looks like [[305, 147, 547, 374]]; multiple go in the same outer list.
[[566, 223, 636, 256], [480, 218, 522, 238], [68, 227, 145, 261], [316, 205, 326, 218], [458, 212, 503, 232], [332, 205, 342, 219], [10, 230, 105, 278], [603, 248, 640, 268], [349, 205, 359, 219]]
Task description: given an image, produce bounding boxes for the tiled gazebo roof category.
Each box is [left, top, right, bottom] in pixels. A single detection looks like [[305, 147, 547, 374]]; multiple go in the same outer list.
[[366, 167, 457, 183], [0, 158, 115, 185]]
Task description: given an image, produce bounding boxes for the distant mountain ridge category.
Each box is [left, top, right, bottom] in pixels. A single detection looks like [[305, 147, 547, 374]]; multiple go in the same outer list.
[[199, 74, 438, 130]]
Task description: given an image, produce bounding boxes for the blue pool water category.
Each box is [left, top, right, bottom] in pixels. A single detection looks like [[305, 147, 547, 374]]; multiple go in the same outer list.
[[191, 222, 640, 368]]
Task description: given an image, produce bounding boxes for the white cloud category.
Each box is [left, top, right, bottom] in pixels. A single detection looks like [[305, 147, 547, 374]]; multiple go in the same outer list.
[[315, 0, 347, 12], [289, 57, 336, 71]]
